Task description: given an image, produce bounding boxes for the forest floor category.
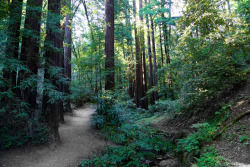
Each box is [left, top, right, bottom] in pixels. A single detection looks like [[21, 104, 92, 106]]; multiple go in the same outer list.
[[213, 74, 250, 166], [151, 73, 250, 166], [0, 104, 111, 167]]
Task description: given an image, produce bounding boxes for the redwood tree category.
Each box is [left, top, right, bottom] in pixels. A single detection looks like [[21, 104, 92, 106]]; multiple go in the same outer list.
[[105, 0, 115, 90], [42, 0, 63, 141], [64, 0, 72, 113], [133, 0, 143, 107], [18, 0, 43, 109], [3, 0, 23, 91], [150, 7, 159, 101], [145, 0, 155, 105], [139, 0, 148, 109]]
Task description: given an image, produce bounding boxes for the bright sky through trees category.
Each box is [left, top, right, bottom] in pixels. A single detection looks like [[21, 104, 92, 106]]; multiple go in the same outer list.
[[73, 0, 184, 38]]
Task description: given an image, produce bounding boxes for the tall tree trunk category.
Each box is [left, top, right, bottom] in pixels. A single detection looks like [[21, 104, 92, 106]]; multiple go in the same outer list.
[[125, 8, 134, 98], [150, 13, 159, 101], [139, 0, 148, 109], [105, 0, 115, 90], [18, 0, 43, 109], [42, 0, 62, 142], [168, 0, 172, 88], [159, 24, 165, 89], [58, 10, 65, 123], [161, 0, 170, 65], [163, 21, 170, 64], [145, 0, 154, 105], [3, 0, 23, 92], [98, 35, 102, 93], [64, 0, 72, 113], [133, 0, 143, 107]]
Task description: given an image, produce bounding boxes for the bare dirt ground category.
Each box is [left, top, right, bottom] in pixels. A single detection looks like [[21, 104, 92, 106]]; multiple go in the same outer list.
[[0, 104, 109, 167], [214, 75, 250, 167]]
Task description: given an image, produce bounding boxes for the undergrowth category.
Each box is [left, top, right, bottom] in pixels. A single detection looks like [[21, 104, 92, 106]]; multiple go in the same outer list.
[[176, 103, 232, 166], [193, 146, 229, 167], [80, 90, 174, 167], [0, 97, 49, 150]]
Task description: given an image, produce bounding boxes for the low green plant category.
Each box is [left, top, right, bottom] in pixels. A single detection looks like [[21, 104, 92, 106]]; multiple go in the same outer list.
[[148, 99, 181, 115], [91, 91, 126, 129], [70, 81, 95, 107], [176, 103, 236, 163], [177, 123, 217, 162], [214, 103, 232, 125], [80, 123, 172, 167], [193, 146, 228, 167], [80, 146, 150, 167], [0, 107, 49, 149], [226, 132, 237, 141], [84, 99, 174, 167], [239, 134, 250, 144]]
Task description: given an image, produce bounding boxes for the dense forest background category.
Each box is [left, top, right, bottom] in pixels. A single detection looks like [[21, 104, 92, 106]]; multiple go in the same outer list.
[[0, 0, 249, 166]]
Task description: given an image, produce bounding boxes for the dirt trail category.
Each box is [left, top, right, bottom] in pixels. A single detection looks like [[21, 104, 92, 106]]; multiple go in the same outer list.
[[0, 104, 109, 167]]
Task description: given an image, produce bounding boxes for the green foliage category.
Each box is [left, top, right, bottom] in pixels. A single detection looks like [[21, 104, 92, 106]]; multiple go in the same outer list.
[[176, 103, 234, 163], [92, 146, 143, 167], [70, 80, 95, 107], [168, 0, 248, 114], [177, 123, 217, 162], [214, 103, 231, 125], [79, 146, 147, 167], [237, 0, 250, 23], [0, 101, 49, 149], [83, 96, 174, 166], [148, 99, 182, 114], [80, 122, 173, 167], [224, 123, 250, 145], [91, 90, 133, 129], [193, 146, 228, 167]]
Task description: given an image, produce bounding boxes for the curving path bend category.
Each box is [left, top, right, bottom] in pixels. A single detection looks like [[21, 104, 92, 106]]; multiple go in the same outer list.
[[0, 104, 109, 167]]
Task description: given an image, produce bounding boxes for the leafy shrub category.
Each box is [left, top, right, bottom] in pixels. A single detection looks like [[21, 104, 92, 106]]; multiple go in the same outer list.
[[91, 91, 126, 129], [90, 114, 106, 129], [80, 122, 173, 167], [80, 146, 146, 167], [85, 102, 174, 167], [176, 103, 234, 163], [0, 99, 49, 149], [149, 99, 182, 115], [193, 146, 228, 167], [70, 81, 95, 107], [177, 123, 217, 162]]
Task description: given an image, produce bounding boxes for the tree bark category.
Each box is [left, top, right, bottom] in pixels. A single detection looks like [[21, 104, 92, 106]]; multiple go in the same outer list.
[[159, 24, 166, 89], [125, 8, 134, 98], [42, 0, 63, 142], [105, 0, 115, 90], [133, 0, 143, 107], [150, 13, 159, 101], [139, 0, 148, 109], [168, 0, 172, 88], [3, 0, 23, 91], [145, 0, 154, 105], [161, 0, 170, 65], [64, 0, 72, 113], [18, 0, 43, 109]]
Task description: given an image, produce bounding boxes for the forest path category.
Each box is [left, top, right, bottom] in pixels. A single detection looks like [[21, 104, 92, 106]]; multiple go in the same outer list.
[[0, 104, 109, 167]]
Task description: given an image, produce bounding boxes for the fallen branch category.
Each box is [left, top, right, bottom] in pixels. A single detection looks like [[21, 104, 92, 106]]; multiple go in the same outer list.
[[213, 110, 250, 140]]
